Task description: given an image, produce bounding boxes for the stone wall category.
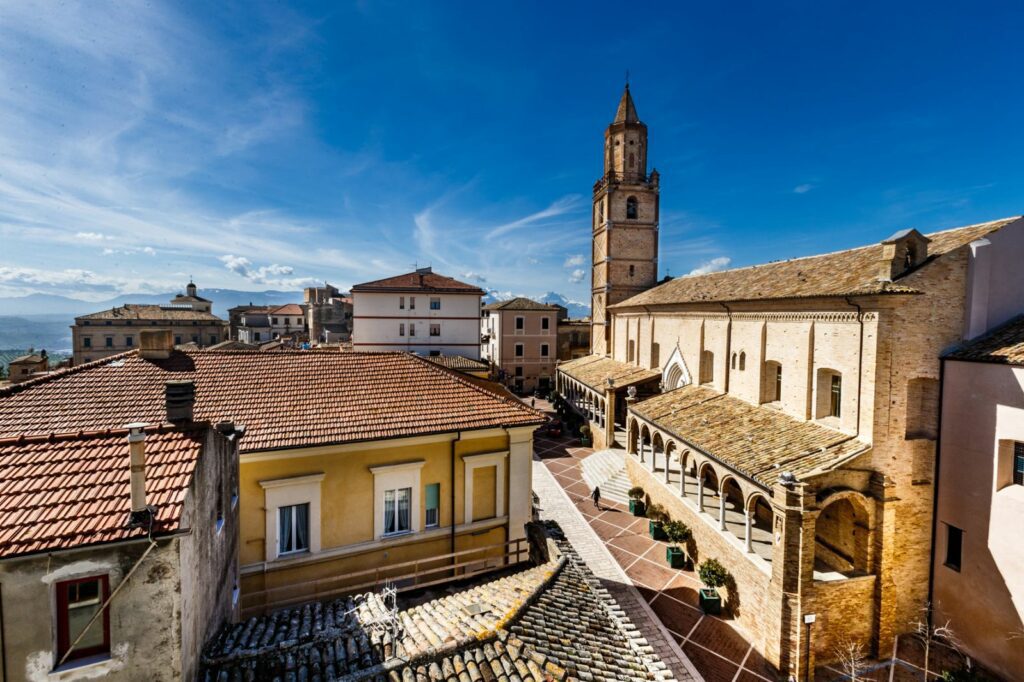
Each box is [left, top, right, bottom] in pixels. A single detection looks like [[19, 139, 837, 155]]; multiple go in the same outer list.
[[805, 575, 877, 663]]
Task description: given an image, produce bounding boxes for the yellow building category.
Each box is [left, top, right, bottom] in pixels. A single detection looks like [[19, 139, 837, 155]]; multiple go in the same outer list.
[[0, 330, 545, 617]]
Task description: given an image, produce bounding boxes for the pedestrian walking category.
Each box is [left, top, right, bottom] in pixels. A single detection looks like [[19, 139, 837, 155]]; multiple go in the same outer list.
[[591, 486, 601, 510], [531, 397, 536, 408]]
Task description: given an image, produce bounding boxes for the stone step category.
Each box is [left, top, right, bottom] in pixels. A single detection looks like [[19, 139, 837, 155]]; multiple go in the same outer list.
[[581, 449, 632, 505]]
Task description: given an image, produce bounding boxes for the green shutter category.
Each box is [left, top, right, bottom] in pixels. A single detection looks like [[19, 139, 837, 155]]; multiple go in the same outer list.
[[425, 483, 440, 510]]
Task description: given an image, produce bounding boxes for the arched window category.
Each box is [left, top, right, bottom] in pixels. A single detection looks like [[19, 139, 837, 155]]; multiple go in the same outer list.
[[626, 196, 638, 219], [816, 369, 843, 419], [731, 353, 737, 369], [700, 350, 715, 384], [739, 352, 746, 371], [762, 361, 782, 404]]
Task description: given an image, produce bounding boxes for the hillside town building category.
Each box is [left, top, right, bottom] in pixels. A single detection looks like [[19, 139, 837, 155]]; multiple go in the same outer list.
[[481, 297, 560, 394], [5, 350, 49, 384], [555, 85, 1024, 680], [0, 330, 544, 623], [70, 282, 227, 365], [557, 318, 591, 361], [304, 282, 353, 343], [234, 303, 309, 344], [0, 401, 242, 680], [351, 267, 485, 357], [932, 316, 1024, 680]]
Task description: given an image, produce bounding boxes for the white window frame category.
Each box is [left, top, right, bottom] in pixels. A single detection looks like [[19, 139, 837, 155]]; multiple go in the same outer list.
[[410, 296, 416, 310], [425, 482, 440, 528], [370, 461, 425, 539], [514, 316, 525, 333], [541, 316, 550, 330], [515, 342, 524, 358], [540, 343, 549, 358], [463, 451, 508, 524], [410, 323, 416, 337], [400, 296, 405, 310], [430, 297, 441, 310], [277, 503, 310, 556], [430, 323, 441, 337], [399, 322, 405, 337], [259, 473, 324, 562]]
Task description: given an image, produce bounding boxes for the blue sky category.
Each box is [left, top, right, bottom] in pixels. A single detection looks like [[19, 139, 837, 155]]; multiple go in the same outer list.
[[1, 2, 1022, 303]]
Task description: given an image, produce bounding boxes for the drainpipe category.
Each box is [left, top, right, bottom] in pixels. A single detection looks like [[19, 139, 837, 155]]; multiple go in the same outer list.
[[1, 582, 6, 682], [926, 357, 947, 630], [720, 303, 733, 393], [844, 297, 865, 438], [451, 431, 462, 556]]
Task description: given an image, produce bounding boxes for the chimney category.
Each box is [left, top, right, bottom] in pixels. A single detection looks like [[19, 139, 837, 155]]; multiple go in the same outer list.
[[166, 380, 195, 422], [125, 422, 155, 528], [140, 329, 174, 360]]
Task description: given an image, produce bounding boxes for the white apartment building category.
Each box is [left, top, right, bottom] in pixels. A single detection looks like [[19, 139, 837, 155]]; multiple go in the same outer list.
[[350, 268, 484, 357]]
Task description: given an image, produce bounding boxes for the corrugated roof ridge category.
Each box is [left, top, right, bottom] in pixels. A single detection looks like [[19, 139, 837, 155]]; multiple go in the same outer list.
[[0, 349, 139, 398], [407, 354, 547, 423]]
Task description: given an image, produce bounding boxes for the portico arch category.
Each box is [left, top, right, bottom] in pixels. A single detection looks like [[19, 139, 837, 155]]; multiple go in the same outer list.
[[814, 490, 874, 579], [697, 461, 719, 513]]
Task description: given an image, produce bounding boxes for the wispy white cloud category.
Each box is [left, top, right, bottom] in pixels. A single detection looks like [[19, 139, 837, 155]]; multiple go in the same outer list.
[[687, 257, 732, 276], [485, 195, 583, 240], [793, 183, 815, 194], [563, 254, 585, 268], [568, 268, 586, 284], [461, 271, 486, 283], [0, 265, 172, 297], [219, 255, 317, 288], [76, 231, 114, 242]]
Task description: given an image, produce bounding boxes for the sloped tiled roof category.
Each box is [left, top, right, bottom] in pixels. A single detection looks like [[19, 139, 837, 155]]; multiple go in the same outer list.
[[945, 315, 1024, 366], [352, 269, 485, 295], [0, 426, 207, 559], [611, 217, 1020, 308], [271, 303, 305, 315], [0, 350, 545, 454], [200, 523, 676, 682], [483, 297, 559, 311], [558, 355, 660, 393], [9, 354, 46, 364], [630, 385, 870, 486], [76, 304, 226, 322], [424, 354, 490, 372]]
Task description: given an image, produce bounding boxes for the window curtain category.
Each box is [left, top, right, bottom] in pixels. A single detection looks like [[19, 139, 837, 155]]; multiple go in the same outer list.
[[397, 488, 411, 532], [384, 490, 396, 534], [295, 503, 309, 551], [279, 505, 293, 554]]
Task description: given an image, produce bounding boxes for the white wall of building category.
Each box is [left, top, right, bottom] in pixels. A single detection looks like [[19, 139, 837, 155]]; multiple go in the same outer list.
[[353, 291, 481, 357]]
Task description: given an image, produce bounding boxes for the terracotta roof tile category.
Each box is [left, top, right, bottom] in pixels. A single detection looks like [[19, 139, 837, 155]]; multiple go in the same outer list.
[[352, 269, 485, 295], [0, 350, 545, 453], [0, 427, 206, 559], [75, 304, 225, 322], [270, 303, 305, 315], [631, 385, 870, 486], [558, 355, 660, 393], [201, 523, 675, 682], [424, 355, 490, 372], [945, 315, 1024, 366], [611, 217, 1019, 308], [483, 297, 560, 311]]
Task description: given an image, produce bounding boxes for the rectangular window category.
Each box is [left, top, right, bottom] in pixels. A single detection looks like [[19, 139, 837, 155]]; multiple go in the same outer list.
[[83, 337, 92, 348], [175, 336, 182, 345], [272, 317, 278, 325], [399, 323, 405, 337], [515, 316, 524, 330], [253, 332, 261, 342], [191, 335, 199, 344], [515, 366, 523, 377], [541, 317, 550, 330], [210, 335, 218, 345], [430, 323, 440, 337], [105, 337, 113, 348], [425, 483, 440, 528], [430, 297, 441, 310], [125, 336, 133, 347], [830, 375, 842, 418], [410, 297, 416, 310], [278, 503, 310, 556], [56, 575, 110, 663], [409, 323, 416, 337], [383, 487, 412, 535], [775, 365, 783, 402], [400, 296, 405, 309], [944, 524, 963, 571], [540, 343, 549, 357], [1014, 442, 1024, 486], [515, 343, 524, 357]]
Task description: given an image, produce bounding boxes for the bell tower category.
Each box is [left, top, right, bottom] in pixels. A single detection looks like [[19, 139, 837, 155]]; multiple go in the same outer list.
[[591, 85, 660, 356]]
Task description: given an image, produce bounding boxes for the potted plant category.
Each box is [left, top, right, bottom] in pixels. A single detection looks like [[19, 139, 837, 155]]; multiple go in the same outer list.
[[579, 424, 592, 447], [698, 558, 729, 615], [627, 487, 646, 516], [647, 503, 668, 540], [663, 520, 692, 569]]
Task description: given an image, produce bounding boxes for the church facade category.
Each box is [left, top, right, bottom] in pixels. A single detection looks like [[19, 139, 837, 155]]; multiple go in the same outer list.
[[559, 87, 1024, 678]]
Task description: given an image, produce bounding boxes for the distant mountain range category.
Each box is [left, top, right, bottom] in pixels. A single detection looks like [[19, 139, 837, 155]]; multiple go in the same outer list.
[[0, 288, 590, 352]]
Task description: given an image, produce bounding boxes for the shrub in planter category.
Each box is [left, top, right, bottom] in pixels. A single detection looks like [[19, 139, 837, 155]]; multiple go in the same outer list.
[[627, 486, 646, 516], [646, 503, 669, 540], [579, 424, 592, 447], [662, 520, 692, 569], [697, 558, 729, 615]]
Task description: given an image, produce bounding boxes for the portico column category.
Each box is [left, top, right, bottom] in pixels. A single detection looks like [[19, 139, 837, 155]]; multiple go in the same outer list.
[[664, 451, 671, 484], [744, 509, 753, 553], [719, 492, 727, 531], [679, 460, 687, 497], [650, 445, 656, 473], [697, 475, 704, 511]]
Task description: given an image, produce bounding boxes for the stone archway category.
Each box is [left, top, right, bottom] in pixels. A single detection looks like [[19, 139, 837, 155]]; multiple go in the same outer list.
[[744, 492, 774, 560], [661, 345, 692, 390], [697, 461, 720, 513], [814, 491, 874, 579]]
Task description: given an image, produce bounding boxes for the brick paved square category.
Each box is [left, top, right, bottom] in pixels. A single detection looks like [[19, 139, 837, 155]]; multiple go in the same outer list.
[[682, 642, 741, 682], [608, 530, 659, 557], [625, 553, 679, 590], [649, 594, 702, 638], [689, 617, 752, 665]]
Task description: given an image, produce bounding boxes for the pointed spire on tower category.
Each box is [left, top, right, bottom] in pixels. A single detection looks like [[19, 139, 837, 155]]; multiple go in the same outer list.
[[613, 84, 640, 124]]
